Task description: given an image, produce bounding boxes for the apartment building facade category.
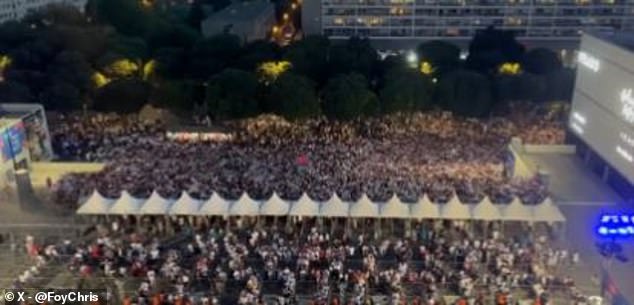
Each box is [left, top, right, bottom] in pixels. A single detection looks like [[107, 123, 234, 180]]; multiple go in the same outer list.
[[302, 0, 634, 48], [0, 0, 86, 23]]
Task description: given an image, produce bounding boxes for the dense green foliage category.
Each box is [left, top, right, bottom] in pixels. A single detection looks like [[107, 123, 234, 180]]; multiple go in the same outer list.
[[380, 69, 433, 113], [437, 70, 494, 117], [267, 73, 320, 119], [0, 1, 575, 118], [323, 73, 379, 120], [204, 69, 259, 120]]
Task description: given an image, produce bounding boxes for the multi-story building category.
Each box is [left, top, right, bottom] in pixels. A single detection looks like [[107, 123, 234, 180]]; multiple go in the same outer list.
[[302, 0, 634, 48], [0, 0, 87, 24]]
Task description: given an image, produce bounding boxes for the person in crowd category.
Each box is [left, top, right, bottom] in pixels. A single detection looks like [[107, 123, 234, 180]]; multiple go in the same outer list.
[[52, 218, 585, 305], [50, 104, 562, 208]]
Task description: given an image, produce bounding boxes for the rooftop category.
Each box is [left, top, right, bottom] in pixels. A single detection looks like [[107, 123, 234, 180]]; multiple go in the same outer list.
[[205, 0, 273, 22], [585, 29, 634, 54]]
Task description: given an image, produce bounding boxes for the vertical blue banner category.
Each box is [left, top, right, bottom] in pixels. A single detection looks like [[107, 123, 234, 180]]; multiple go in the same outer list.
[[1, 122, 25, 161]]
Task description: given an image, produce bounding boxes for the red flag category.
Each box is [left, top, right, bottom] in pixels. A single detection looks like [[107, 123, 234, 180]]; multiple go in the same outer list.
[[296, 154, 309, 166]]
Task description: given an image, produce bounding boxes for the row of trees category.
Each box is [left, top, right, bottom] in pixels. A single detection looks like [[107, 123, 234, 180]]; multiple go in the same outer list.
[[0, 1, 575, 119]]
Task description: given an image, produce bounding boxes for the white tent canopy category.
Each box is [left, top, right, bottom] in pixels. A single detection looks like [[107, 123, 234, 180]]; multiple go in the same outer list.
[[198, 193, 231, 216], [77, 190, 115, 215], [380, 194, 410, 218], [499, 198, 532, 221], [139, 191, 174, 215], [169, 192, 203, 215], [260, 192, 290, 216], [229, 193, 261, 216], [320, 193, 349, 217], [409, 195, 441, 219], [440, 194, 471, 220], [289, 193, 320, 216], [470, 196, 500, 220], [76, 189, 565, 222], [350, 194, 379, 217], [108, 191, 144, 215], [531, 198, 566, 222]]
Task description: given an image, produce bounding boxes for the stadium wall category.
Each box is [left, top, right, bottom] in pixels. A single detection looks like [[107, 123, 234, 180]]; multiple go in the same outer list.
[[569, 33, 634, 186]]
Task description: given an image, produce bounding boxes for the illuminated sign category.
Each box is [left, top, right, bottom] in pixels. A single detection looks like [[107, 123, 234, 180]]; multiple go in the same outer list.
[[578, 51, 600, 72], [165, 131, 233, 142], [597, 214, 634, 237], [620, 89, 634, 124]]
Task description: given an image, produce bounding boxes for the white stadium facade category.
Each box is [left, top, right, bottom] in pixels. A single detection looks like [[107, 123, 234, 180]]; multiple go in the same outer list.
[[569, 31, 634, 199]]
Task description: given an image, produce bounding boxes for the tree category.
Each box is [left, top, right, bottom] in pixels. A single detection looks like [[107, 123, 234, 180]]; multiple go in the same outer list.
[[9, 39, 58, 71], [153, 47, 187, 78], [541, 68, 575, 102], [147, 23, 200, 50], [94, 0, 153, 36], [494, 73, 546, 103], [436, 70, 493, 117], [285, 35, 330, 85], [380, 69, 433, 114], [49, 26, 111, 62], [322, 73, 378, 120], [97, 55, 139, 79], [47, 51, 93, 92], [40, 81, 82, 110], [522, 48, 562, 75], [0, 81, 32, 103], [188, 33, 241, 79], [149, 80, 194, 111], [111, 35, 149, 60], [93, 79, 150, 113], [0, 21, 36, 53], [267, 73, 320, 119], [235, 40, 281, 71], [466, 26, 525, 74], [257, 61, 292, 84], [187, 1, 206, 31], [4, 69, 47, 93], [328, 37, 378, 79], [416, 40, 461, 76], [205, 69, 259, 119]]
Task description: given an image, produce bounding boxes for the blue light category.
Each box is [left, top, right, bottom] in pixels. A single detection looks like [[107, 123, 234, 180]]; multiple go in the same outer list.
[[599, 226, 609, 235], [597, 214, 634, 238]]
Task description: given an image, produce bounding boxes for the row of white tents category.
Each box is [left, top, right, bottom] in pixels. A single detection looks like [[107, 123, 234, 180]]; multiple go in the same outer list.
[[76, 190, 566, 222]]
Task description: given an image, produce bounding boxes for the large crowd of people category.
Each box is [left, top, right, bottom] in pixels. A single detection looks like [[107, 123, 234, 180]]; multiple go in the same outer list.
[[16, 219, 582, 305], [50, 104, 566, 207]]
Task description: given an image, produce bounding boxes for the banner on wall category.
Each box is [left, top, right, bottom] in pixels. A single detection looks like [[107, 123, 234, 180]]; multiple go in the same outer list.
[[1, 121, 26, 162], [166, 131, 233, 142], [22, 109, 53, 161]]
